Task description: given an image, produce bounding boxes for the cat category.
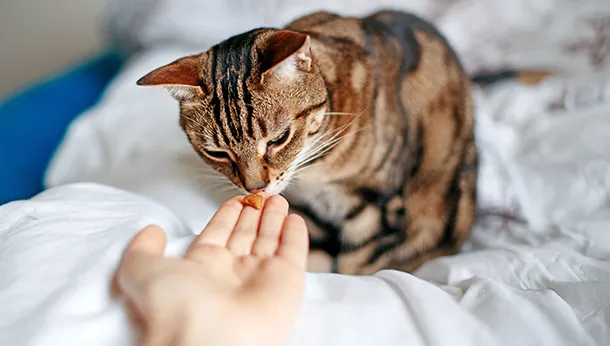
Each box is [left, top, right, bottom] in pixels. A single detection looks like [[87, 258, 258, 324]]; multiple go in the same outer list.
[[137, 10, 548, 274]]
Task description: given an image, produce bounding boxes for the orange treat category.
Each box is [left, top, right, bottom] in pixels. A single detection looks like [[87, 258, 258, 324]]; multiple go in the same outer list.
[[243, 194, 263, 210]]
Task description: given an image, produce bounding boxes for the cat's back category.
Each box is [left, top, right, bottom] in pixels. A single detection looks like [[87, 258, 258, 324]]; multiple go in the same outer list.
[[286, 10, 458, 62], [285, 10, 467, 96], [285, 11, 363, 42], [364, 10, 465, 71], [361, 10, 452, 47]]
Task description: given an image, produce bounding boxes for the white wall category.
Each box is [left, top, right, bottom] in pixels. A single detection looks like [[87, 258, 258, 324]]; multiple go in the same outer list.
[[0, 0, 105, 98]]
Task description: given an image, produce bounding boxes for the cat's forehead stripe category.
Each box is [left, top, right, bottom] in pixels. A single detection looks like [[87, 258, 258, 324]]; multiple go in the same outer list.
[[209, 45, 232, 147], [211, 29, 267, 144], [241, 32, 259, 140], [218, 38, 240, 143], [213, 41, 238, 145]]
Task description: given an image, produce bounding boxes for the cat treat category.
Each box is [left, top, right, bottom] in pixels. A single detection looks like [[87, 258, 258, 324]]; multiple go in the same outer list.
[[243, 194, 263, 210]]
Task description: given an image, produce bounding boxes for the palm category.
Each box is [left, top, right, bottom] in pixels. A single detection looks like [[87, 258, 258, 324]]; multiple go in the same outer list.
[[183, 194, 307, 302], [190, 243, 301, 293], [218, 249, 296, 285], [180, 194, 307, 345], [115, 194, 308, 346]]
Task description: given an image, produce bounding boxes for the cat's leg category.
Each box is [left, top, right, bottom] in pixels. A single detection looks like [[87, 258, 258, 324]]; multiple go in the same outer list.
[[333, 195, 407, 275], [352, 137, 478, 275], [333, 203, 388, 275], [337, 187, 463, 275], [346, 59, 478, 275]]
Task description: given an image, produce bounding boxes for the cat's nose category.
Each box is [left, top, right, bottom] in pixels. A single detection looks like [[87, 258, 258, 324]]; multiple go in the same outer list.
[[245, 183, 267, 194]]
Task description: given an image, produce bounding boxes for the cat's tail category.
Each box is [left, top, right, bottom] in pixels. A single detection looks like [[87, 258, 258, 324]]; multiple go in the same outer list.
[[470, 69, 554, 87]]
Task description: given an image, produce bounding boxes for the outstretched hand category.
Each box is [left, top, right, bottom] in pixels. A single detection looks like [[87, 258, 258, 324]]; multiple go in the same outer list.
[[113, 193, 309, 346]]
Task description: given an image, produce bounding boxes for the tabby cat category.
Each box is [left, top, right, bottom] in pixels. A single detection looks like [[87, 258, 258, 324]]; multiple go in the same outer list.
[[137, 10, 542, 274]]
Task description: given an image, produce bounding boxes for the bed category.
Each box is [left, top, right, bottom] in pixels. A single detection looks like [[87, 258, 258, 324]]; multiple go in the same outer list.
[[1, 0, 610, 345]]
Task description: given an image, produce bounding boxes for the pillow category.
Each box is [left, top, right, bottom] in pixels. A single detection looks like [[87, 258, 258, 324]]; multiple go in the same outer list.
[[0, 51, 123, 205]]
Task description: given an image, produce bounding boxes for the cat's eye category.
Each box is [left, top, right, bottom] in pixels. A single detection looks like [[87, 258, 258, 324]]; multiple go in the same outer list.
[[268, 129, 290, 147], [203, 149, 232, 161]]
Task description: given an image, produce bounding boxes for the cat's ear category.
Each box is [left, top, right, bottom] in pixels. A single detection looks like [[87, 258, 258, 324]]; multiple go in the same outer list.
[[137, 54, 205, 100], [260, 31, 312, 83]]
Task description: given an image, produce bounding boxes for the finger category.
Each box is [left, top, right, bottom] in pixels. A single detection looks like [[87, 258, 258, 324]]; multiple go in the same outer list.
[[276, 214, 309, 269], [226, 193, 271, 256], [125, 225, 168, 256], [115, 225, 167, 296], [188, 196, 244, 253], [251, 195, 289, 257]]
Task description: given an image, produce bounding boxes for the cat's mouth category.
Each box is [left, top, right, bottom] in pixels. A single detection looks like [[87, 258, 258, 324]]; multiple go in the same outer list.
[[263, 179, 290, 196], [237, 178, 290, 196], [236, 161, 301, 196]]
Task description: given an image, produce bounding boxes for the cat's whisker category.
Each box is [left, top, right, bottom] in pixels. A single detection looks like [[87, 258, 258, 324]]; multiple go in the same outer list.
[[310, 109, 364, 141], [188, 167, 234, 189], [297, 138, 341, 165], [189, 168, 226, 177], [181, 114, 208, 130], [323, 105, 369, 117], [294, 141, 341, 169], [292, 161, 327, 177], [323, 112, 352, 116], [204, 180, 232, 189], [292, 141, 341, 172], [303, 124, 352, 158], [217, 184, 241, 196], [284, 183, 297, 195], [295, 137, 342, 168], [295, 124, 372, 170], [312, 107, 369, 145], [187, 164, 223, 175], [184, 173, 227, 188], [190, 171, 231, 183], [197, 181, 233, 194], [300, 125, 357, 162]]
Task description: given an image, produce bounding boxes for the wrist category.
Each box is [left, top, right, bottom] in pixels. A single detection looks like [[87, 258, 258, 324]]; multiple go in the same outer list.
[[175, 302, 235, 346]]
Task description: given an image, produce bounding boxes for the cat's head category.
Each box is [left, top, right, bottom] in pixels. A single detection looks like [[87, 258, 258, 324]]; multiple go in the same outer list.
[[138, 29, 328, 195]]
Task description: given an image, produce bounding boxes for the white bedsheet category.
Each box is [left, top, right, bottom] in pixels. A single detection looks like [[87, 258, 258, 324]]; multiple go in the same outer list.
[[2, 0, 610, 345], [1, 178, 609, 346]]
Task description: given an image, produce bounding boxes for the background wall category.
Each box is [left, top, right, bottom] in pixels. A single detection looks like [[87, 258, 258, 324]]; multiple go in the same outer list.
[[0, 0, 105, 98]]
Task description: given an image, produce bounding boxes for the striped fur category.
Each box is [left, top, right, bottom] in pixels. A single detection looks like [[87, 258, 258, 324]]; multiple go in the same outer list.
[[138, 10, 479, 274]]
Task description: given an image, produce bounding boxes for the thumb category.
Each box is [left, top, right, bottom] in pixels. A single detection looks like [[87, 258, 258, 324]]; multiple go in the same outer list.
[[113, 225, 167, 297], [126, 224, 168, 256]]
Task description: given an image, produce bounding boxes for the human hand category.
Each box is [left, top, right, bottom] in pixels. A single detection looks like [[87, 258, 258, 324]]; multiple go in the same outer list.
[[113, 194, 309, 346]]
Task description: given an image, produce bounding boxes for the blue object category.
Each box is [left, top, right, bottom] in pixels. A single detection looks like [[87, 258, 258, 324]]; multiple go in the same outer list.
[[0, 51, 124, 205]]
